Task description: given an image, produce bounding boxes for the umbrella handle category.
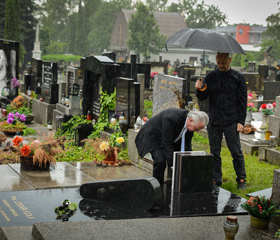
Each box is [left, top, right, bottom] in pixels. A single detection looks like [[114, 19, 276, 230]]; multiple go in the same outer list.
[[197, 84, 207, 91]]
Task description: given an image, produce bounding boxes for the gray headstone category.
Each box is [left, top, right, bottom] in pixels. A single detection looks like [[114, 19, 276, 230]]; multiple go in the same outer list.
[[153, 73, 186, 116]]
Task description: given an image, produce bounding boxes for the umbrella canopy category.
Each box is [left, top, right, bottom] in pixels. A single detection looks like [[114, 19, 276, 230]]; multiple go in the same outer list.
[[165, 28, 246, 55]]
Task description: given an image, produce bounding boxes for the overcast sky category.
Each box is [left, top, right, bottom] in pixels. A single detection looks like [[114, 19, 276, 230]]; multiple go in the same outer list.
[[169, 0, 279, 26]]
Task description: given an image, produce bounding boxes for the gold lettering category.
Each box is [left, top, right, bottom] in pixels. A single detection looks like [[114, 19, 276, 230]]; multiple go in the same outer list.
[[0, 207, 11, 221], [3, 200, 19, 217]]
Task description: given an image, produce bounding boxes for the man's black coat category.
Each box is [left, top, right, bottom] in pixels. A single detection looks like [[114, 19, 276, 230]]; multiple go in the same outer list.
[[135, 108, 193, 166]]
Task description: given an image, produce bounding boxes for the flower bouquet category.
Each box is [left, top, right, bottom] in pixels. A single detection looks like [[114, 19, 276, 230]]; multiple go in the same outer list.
[[0, 112, 26, 134], [241, 195, 280, 221], [259, 103, 274, 116], [247, 93, 257, 112]]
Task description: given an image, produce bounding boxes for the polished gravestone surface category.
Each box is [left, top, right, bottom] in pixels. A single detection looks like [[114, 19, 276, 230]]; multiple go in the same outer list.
[[80, 177, 162, 210], [0, 183, 247, 227]]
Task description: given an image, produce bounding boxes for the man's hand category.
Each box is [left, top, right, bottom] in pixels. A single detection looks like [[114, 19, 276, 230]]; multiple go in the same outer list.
[[237, 123, 244, 132], [195, 78, 203, 89]]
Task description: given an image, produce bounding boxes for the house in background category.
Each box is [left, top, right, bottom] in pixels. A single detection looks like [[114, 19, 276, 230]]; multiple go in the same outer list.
[[215, 25, 267, 52], [109, 9, 187, 62]]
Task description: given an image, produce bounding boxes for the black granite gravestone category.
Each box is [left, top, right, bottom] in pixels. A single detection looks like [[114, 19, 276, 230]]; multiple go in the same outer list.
[[66, 66, 79, 96], [0, 185, 247, 227], [263, 81, 280, 101], [24, 74, 32, 92], [135, 64, 151, 88], [31, 58, 42, 94], [41, 61, 59, 104], [80, 56, 120, 120], [79, 177, 162, 210], [116, 77, 140, 128], [172, 151, 214, 193]]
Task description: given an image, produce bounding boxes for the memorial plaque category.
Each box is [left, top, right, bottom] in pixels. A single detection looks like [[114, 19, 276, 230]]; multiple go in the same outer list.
[[172, 151, 214, 193], [153, 74, 186, 116]]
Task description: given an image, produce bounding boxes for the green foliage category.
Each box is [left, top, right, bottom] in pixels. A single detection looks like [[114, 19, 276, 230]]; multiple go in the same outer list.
[[55, 115, 91, 139], [46, 41, 68, 55], [4, 0, 20, 41], [231, 53, 255, 69], [144, 99, 153, 119], [146, 0, 168, 11], [127, 2, 166, 60], [6, 104, 32, 116], [22, 128, 36, 136], [41, 54, 82, 63], [54, 199, 77, 220], [169, 0, 227, 29]]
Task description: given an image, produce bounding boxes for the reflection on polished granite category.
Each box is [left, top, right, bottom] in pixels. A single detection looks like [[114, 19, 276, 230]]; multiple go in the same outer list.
[[0, 182, 247, 227]]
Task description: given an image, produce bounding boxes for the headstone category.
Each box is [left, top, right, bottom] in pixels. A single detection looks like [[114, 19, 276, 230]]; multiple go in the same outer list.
[[102, 51, 116, 62], [41, 61, 59, 104], [248, 61, 256, 72], [66, 66, 79, 96], [81, 56, 120, 121], [31, 58, 42, 94], [268, 96, 280, 146], [135, 63, 151, 88], [153, 73, 186, 116], [263, 81, 280, 101], [172, 151, 214, 193], [137, 74, 145, 117], [116, 77, 140, 128], [79, 177, 162, 210]]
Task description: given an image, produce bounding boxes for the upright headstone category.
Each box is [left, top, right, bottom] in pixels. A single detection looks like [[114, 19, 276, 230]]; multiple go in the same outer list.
[[41, 61, 59, 104], [153, 73, 186, 116], [137, 74, 145, 117], [248, 61, 256, 72], [116, 77, 140, 128], [263, 81, 280, 101], [268, 96, 280, 146], [66, 66, 79, 96], [135, 63, 151, 89], [32, 23, 42, 59], [31, 58, 42, 94], [81, 55, 120, 121]]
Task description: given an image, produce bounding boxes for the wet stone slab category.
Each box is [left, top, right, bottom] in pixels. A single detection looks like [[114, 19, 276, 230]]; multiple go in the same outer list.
[[70, 162, 152, 180], [0, 183, 247, 227], [9, 162, 95, 189], [0, 165, 35, 192]]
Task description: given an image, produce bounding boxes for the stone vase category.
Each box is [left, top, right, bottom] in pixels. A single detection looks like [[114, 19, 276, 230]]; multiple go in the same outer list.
[[245, 111, 253, 125], [250, 215, 270, 228]]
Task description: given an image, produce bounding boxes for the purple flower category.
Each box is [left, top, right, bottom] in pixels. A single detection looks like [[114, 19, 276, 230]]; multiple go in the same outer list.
[[11, 78, 20, 88], [20, 114, 26, 122], [7, 113, 14, 119], [7, 118, 13, 124], [15, 112, 20, 118]]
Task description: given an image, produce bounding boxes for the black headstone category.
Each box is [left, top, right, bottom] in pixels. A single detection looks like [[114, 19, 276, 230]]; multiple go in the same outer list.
[[31, 58, 42, 94], [172, 151, 214, 193], [135, 64, 151, 88], [80, 177, 162, 210]]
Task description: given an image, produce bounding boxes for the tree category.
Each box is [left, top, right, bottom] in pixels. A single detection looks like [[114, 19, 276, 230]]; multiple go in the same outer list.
[[127, 2, 166, 60], [0, 0, 6, 38], [146, 0, 168, 11], [87, 1, 121, 54], [168, 0, 227, 29], [4, 0, 20, 41]]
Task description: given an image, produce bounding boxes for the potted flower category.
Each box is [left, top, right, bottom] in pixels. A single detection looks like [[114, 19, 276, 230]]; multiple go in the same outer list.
[[0, 112, 26, 134], [241, 194, 280, 228]]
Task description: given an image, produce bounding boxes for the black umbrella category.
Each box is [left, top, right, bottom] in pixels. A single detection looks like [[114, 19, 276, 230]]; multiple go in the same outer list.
[[165, 28, 246, 55]]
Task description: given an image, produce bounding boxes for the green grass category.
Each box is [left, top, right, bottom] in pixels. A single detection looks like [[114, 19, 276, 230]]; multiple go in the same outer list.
[[192, 132, 280, 199]]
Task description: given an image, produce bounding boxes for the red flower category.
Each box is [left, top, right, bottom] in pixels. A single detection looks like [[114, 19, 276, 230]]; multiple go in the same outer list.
[[273, 102, 276, 107], [12, 136, 23, 147], [261, 104, 267, 109], [20, 144, 31, 157]]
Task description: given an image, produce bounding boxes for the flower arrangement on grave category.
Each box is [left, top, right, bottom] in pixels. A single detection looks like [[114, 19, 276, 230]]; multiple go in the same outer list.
[[10, 95, 26, 109], [247, 92, 257, 112], [150, 72, 158, 80], [241, 194, 280, 220], [259, 103, 274, 116], [0, 112, 26, 133], [14, 133, 65, 169], [11, 78, 20, 88]]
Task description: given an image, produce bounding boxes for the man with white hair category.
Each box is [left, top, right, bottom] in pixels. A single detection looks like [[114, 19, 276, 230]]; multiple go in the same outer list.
[[135, 108, 209, 184]]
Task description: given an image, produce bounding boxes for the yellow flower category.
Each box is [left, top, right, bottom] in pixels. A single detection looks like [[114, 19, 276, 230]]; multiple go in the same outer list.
[[99, 141, 110, 151], [116, 137, 124, 144]]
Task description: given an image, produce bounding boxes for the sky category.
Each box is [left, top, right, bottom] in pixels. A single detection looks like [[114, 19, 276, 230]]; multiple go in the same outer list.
[[169, 0, 279, 26]]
